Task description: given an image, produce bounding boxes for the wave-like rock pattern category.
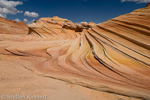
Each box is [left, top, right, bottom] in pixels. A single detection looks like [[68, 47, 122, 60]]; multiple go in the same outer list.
[[0, 5, 150, 100]]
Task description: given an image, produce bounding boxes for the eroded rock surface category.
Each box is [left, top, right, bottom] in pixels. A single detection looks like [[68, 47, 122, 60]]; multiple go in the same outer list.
[[0, 3, 150, 100], [0, 17, 28, 35], [29, 16, 96, 33]]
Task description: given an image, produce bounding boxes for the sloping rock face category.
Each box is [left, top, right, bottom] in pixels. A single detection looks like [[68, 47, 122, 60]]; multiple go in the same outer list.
[[0, 4, 150, 100], [0, 17, 28, 35], [146, 2, 150, 8]]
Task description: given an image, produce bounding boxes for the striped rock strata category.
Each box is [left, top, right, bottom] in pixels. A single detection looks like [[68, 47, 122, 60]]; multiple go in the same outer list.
[[0, 4, 150, 100], [0, 17, 28, 35]]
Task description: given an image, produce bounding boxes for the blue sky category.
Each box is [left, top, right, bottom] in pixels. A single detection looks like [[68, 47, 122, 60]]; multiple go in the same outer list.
[[0, 0, 149, 25]]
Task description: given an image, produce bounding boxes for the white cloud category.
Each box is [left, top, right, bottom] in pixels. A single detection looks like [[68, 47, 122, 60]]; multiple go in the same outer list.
[[23, 18, 28, 23], [14, 18, 20, 22], [0, 0, 23, 10], [121, 0, 150, 3], [0, 0, 23, 18], [81, 22, 88, 24], [27, 19, 35, 25], [24, 11, 39, 18], [0, 13, 6, 18], [0, 7, 20, 15]]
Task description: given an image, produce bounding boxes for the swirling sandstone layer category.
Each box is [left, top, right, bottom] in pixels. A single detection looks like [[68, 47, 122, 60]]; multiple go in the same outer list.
[[0, 4, 150, 100]]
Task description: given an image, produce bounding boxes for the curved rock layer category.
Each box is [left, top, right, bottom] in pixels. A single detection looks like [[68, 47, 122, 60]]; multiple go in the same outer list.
[[0, 17, 28, 35], [0, 4, 150, 100]]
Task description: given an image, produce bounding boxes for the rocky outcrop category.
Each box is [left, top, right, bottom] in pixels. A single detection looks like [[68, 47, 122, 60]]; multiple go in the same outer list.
[[0, 3, 150, 100], [28, 16, 96, 34], [146, 2, 150, 7], [0, 17, 28, 35]]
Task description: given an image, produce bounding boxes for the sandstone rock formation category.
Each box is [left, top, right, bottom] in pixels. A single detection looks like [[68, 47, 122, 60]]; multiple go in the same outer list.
[[146, 2, 150, 7], [28, 16, 96, 34], [0, 3, 150, 100], [0, 17, 28, 35]]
